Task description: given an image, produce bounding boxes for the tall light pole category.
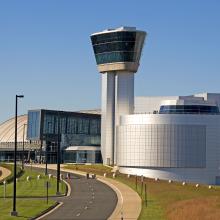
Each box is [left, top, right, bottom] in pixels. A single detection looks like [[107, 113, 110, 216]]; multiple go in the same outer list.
[[22, 123, 27, 170], [56, 113, 61, 195], [45, 121, 52, 175], [11, 94, 24, 216], [45, 141, 49, 175]]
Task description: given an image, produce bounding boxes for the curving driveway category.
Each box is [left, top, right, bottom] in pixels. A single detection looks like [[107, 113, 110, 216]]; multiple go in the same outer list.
[[29, 167, 118, 220]]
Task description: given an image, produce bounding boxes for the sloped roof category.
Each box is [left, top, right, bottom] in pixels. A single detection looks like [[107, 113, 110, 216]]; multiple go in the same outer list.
[[0, 115, 28, 143]]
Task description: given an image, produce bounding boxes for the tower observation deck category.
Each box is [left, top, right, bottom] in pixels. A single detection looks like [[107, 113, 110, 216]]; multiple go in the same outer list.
[[91, 27, 146, 165]]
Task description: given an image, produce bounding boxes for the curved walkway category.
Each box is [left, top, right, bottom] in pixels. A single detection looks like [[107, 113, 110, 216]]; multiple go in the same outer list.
[[60, 166, 142, 220], [28, 165, 118, 220], [32, 164, 141, 220], [99, 177, 141, 220], [0, 166, 11, 182]]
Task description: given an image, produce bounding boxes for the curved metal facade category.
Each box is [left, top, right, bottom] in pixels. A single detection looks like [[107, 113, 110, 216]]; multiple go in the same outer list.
[[117, 114, 220, 184], [118, 124, 206, 168]]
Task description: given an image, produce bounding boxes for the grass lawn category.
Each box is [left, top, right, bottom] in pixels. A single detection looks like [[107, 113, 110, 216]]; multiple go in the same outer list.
[[0, 164, 66, 220], [65, 164, 112, 175], [0, 199, 55, 220], [64, 164, 220, 220], [0, 165, 66, 197]]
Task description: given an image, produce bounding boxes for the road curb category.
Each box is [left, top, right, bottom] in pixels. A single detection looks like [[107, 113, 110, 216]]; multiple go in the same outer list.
[[62, 179, 71, 197], [33, 202, 63, 220], [58, 167, 141, 220], [26, 164, 141, 220], [97, 177, 124, 220], [22, 165, 72, 220], [0, 165, 71, 220]]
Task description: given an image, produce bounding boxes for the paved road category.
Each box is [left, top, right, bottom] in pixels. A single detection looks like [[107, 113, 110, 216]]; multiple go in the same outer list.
[[28, 167, 118, 220]]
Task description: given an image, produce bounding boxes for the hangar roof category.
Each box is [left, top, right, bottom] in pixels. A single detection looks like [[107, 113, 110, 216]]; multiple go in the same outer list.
[[0, 115, 28, 143]]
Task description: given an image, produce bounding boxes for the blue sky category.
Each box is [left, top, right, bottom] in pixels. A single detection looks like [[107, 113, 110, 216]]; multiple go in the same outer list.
[[0, 0, 220, 123]]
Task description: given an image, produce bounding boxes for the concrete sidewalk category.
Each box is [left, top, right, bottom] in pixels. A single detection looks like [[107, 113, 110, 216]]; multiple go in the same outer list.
[[30, 164, 141, 220], [0, 166, 11, 182]]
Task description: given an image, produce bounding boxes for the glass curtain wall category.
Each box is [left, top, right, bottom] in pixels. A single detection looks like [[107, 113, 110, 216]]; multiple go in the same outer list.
[[159, 105, 220, 114], [42, 111, 101, 139], [91, 31, 137, 64], [27, 110, 101, 163]]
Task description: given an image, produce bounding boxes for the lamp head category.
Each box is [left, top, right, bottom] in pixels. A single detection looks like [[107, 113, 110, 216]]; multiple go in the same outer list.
[[16, 95, 24, 98]]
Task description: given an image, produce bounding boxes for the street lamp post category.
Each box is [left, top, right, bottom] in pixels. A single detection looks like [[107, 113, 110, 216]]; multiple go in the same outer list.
[[45, 142, 48, 175], [22, 123, 27, 170], [45, 121, 52, 175], [56, 113, 61, 195], [39, 140, 43, 164], [11, 95, 24, 216]]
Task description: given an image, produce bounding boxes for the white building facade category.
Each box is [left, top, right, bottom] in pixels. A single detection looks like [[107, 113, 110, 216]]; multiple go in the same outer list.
[[118, 94, 220, 185], [91, 27, 220, 185]]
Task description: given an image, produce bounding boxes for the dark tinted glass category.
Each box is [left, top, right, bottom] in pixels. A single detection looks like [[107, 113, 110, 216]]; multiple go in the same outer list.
[[93, 41, 135, 54], [159, 105, 219, 114], [27, 111, 41, 140], [42, 112, 101, 136], [91, 31, 136, 45], [95, 51, 135, 64]]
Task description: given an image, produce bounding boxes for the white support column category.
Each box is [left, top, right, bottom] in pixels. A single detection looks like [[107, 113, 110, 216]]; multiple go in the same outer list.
[[101, 72, 115, 165], [114, 72, 134, 163]]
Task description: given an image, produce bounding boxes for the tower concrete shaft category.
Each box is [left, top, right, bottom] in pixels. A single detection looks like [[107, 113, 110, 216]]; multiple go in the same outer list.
[[114, 72, 134, 163], [101, 72, 134, 165], [101, 72, 115, 165], [91, 26, 146, 165]]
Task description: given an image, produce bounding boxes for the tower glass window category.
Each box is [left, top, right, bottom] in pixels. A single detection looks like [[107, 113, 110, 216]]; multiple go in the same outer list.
[[91, 31, 137, 64]]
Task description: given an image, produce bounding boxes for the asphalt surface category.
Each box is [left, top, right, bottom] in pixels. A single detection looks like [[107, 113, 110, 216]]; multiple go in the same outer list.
[[28, 167, 118, 220]]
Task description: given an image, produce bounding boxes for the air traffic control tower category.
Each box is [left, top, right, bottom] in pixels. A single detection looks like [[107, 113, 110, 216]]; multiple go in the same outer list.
[[91, 27, 146, 165]]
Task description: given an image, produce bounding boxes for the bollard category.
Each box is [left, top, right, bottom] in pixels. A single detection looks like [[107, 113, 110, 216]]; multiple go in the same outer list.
[[37, 175, 41, 180], [3, 180, 6, 199], [127, 174, 130, 178], [113, 173, 116, 178], [48, 174, 52, 179], [104, 173, 106, 177], [66, 173, 70, 179]]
